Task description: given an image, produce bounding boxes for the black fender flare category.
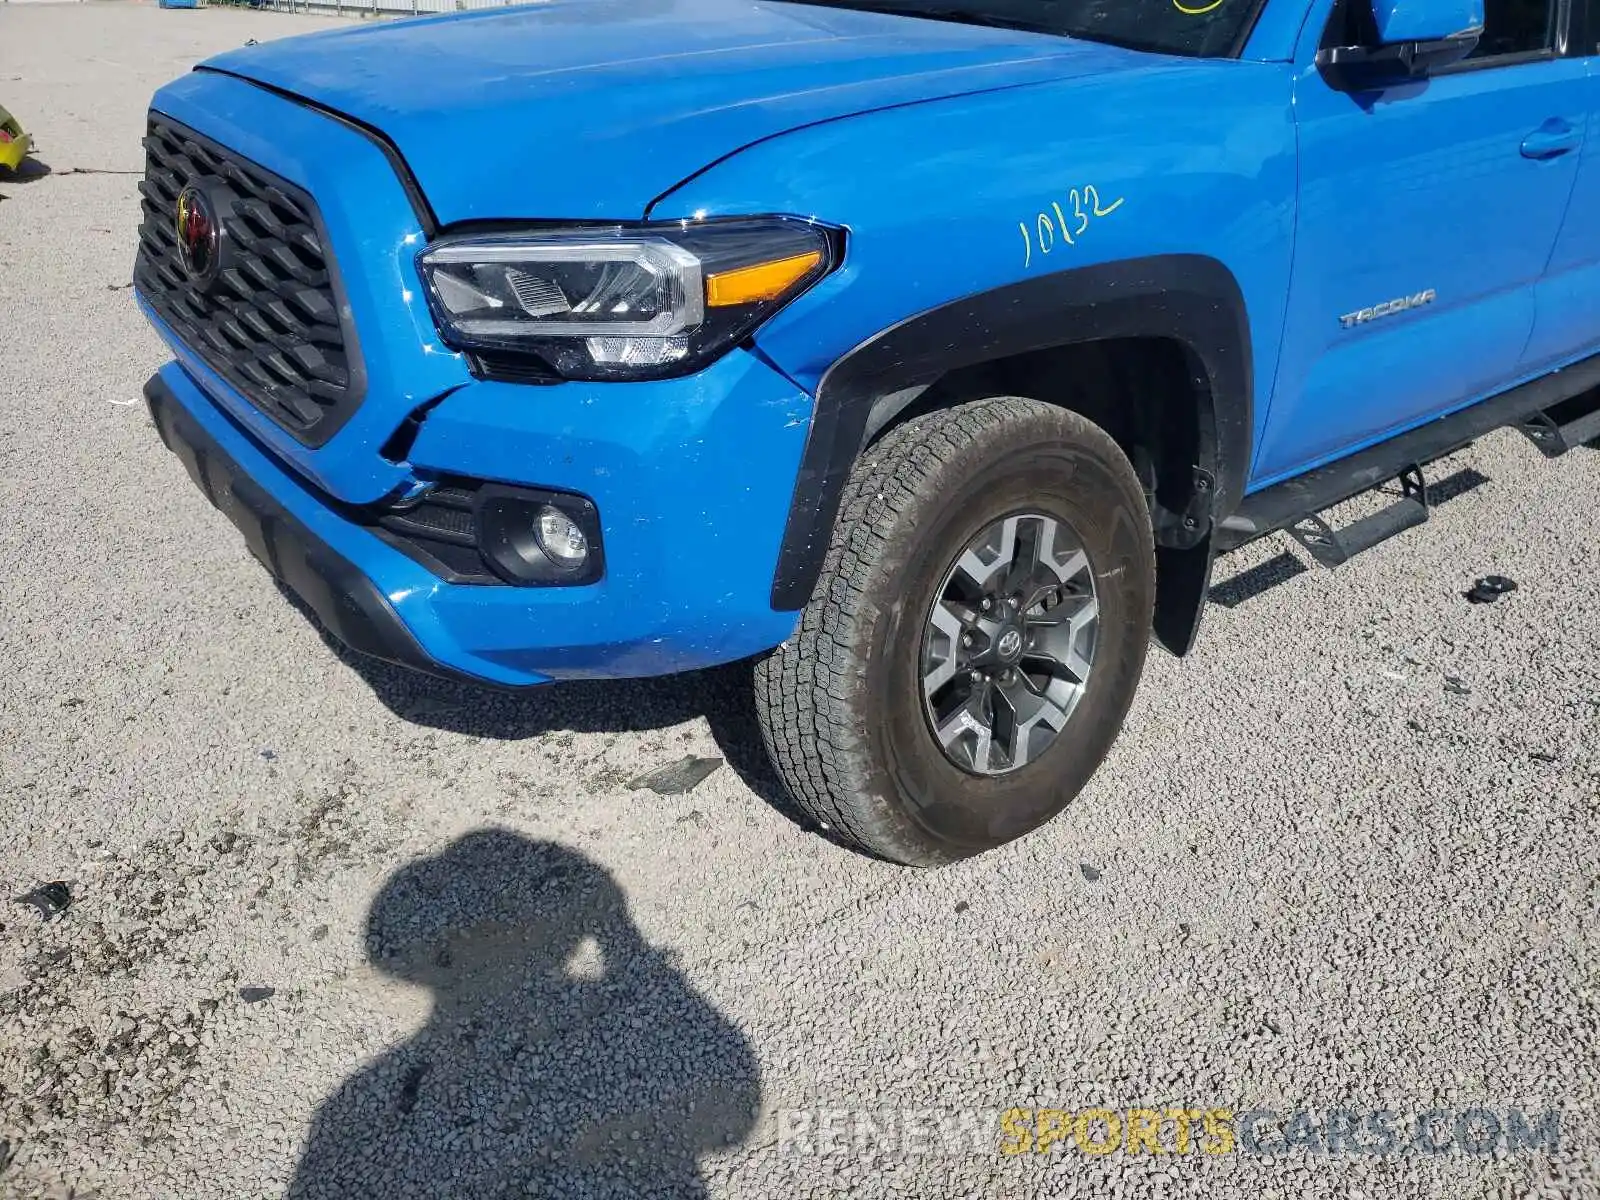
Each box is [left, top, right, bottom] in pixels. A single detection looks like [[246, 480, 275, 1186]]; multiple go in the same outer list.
[[768, 254, 1255, 630]]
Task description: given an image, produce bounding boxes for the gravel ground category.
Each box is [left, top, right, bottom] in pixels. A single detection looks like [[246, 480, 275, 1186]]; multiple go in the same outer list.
[[2, 5, 1599, 1198]]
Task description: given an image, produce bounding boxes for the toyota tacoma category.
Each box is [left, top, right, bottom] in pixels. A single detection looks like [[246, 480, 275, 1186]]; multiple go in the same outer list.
[[137, 0, 1600, 864]]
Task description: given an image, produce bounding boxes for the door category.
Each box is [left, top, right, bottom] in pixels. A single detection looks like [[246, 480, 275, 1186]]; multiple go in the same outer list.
[[1253, 0, 1587, 485], [1524, 0, 1600, 368]]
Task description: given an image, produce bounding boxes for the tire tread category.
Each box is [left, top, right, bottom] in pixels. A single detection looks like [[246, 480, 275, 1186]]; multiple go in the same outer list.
[[754, 397, 1140, 863]]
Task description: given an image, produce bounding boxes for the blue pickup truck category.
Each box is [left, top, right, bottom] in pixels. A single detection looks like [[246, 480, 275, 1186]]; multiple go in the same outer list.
[[137, 0, 1599, 864]]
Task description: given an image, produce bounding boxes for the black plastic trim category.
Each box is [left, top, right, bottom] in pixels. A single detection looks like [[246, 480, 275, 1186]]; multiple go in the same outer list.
[[193, 67, 440, 237], [1153, 539, 1218, 657], [145, 374, 511, 688], [371, 524, 499, 585], [372, 481, 500, 584], [768, 254, 1253, 610], [1218, 352, 1600, 551], [468, 352, 564, 385], [1433, 46, 1555, 73]]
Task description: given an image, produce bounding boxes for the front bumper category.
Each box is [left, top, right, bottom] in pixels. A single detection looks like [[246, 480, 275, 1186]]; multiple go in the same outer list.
[[146, 373, 484, 687], [138, 69, 817, 687], [146, 357, 809, 687]]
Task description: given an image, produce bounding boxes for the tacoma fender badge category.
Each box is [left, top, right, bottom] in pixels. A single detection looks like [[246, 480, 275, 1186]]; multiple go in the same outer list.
[[1340, 289, 1436, 329]]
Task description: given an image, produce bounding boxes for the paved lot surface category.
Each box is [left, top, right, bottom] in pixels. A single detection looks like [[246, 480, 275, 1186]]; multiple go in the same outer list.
[[3, 5, 1600, 1198]]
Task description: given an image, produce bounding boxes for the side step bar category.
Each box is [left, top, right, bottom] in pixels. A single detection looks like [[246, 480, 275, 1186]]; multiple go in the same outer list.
[[1518, 388, 1600, 458], [1218, 359, 1600, 560], [1284, 464, 1428, 568]]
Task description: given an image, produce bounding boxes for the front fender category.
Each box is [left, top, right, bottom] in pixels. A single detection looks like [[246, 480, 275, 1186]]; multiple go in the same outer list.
[[765, 254, 1253, 609], [649, 54, 1297, 610]]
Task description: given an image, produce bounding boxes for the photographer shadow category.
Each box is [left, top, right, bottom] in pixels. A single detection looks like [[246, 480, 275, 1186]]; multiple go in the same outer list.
[[289, 831, 761, 1199]]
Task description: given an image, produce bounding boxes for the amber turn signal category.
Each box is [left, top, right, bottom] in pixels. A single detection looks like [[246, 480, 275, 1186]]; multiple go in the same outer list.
[[705, 250, 824, 308]]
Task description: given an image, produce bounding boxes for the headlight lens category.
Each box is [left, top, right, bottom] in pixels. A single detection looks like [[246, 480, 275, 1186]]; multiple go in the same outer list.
[[417, 217, 839, 381]]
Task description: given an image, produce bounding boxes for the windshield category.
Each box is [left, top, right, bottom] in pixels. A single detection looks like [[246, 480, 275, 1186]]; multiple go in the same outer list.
[[785, 0, 1262, 57]]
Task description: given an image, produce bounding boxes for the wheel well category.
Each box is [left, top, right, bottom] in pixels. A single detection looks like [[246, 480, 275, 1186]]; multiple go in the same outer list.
[[864, 336, 1214, 545]]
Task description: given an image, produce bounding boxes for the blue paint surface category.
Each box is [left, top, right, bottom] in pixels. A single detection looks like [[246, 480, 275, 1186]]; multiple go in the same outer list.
[[141, 0, 1600, 683]]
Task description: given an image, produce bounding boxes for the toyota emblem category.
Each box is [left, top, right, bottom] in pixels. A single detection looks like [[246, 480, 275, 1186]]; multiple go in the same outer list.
[[175, 184, 221, 287]]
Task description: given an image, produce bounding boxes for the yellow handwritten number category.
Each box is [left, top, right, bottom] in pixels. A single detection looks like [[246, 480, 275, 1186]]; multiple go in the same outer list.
[[1084, 185, 1124, 218], [1018, 184, 1126, 266], [1051, 203, 1075, 246], [1068, 190, 1090, 236], [1173, 0, 1225, 12]]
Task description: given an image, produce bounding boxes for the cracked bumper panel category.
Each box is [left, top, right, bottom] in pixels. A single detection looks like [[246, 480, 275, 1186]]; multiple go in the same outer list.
[[147, 349, 811, 686]]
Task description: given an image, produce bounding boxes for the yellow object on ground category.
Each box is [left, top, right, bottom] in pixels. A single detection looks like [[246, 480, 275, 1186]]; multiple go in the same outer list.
[[0, 105, 34, 172]]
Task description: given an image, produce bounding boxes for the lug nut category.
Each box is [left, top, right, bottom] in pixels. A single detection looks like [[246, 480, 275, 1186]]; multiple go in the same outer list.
[[961, 632, 974, 647], [981, 598, 992, 612], [968, 669, 983, 684]]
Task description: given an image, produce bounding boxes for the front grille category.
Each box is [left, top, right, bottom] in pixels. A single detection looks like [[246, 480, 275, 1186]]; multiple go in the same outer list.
[[135, 115, 361, 445]]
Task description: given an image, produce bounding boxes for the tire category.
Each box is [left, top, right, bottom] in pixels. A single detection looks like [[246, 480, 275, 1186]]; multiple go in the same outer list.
[[753, 396, 1156, 866]]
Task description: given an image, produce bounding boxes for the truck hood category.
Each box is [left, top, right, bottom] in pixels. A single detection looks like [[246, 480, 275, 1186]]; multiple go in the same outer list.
[[201, 0, 1144, 226]]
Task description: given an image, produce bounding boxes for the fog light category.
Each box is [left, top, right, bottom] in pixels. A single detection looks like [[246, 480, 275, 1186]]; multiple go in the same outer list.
[[535, 505, 588, 569], [474, 483, 604, 586]]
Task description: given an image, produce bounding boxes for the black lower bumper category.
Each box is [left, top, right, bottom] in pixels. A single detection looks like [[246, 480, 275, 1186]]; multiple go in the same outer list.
[[144, 374, 492, 688]]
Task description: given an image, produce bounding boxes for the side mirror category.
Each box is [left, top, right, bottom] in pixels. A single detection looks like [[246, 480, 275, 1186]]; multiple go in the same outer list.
[[1373, 0, 1483, 43], [1316, 0, 1484, 90]]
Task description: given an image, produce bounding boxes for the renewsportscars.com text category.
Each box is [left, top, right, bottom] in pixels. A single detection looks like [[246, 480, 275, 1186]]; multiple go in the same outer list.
[[775, 1105, 1563, 1158]]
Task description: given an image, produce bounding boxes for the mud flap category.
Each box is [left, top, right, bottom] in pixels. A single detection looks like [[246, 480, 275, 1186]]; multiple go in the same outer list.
[[1152, 535, 1216, 657]]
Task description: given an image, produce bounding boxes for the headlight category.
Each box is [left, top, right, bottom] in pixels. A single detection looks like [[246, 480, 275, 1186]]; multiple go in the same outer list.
[[417, 217, 840, 381]]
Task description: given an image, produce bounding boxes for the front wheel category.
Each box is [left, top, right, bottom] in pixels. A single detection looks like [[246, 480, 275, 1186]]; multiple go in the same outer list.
[[753, 396, 1156, 866]]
